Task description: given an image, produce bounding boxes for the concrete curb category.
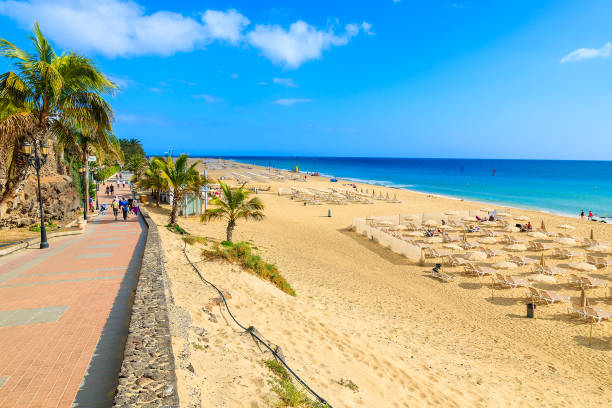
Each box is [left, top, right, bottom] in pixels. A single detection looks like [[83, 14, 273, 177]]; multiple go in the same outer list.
[[0, 219, 88, 257], [113, 208, 180, 408]]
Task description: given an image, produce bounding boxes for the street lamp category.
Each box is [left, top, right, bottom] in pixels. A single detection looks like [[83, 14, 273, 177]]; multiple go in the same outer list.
[[78, 165, 88, 221], [92, 168, 99, 210], [22, 140, 50, 249]]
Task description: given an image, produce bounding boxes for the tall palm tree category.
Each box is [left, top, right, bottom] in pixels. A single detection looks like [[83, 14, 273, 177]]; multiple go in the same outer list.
[[202, 181, 265, 242], [135, 158, 168, 206], [0, 23, 116, 210], [154, 154, 201, 225]]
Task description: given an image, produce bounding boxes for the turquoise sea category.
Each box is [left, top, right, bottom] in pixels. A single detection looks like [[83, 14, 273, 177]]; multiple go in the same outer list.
[[213, 157, 612, 220]]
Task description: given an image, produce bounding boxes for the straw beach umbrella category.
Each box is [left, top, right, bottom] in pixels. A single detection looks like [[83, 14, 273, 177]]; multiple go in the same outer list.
[[528, 231, 547, 239], [590, 229, 594, 240], [540, 220, 546, 230], [527, 274, 556, 283]]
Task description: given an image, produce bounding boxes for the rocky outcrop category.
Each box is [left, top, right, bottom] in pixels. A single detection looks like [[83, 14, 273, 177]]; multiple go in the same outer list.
[[0, 174, 80, 228]]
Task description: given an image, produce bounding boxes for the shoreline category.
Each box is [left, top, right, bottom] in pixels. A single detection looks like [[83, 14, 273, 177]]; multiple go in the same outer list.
[[199, 157, 610, 223]]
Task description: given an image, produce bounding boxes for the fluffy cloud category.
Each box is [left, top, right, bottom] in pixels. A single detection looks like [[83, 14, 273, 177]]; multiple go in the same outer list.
[[0, 0, 371, 67], [202, 9, 250, 44], [560, 42, 612, 63], [273, 77, 298, 87], [247, 20, 368, 68], [273, 98, 311, 106]]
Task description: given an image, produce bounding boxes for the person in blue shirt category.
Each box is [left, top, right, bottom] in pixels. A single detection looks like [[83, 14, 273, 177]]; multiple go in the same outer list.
[[120, 198, 129, 221]]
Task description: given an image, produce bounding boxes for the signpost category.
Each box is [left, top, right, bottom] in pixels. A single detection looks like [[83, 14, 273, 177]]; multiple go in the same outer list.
[[88, 155, 97, 162]]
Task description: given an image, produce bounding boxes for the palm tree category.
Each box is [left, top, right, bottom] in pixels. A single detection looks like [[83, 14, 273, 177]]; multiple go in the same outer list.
[[135, 158, 168, 206], [0, 23, 116, 210], [154, 153, 201, 225], [202, 181, 265, 242]]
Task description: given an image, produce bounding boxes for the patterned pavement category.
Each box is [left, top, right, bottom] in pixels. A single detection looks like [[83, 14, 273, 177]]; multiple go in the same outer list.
[[0, 180, 145, 408]]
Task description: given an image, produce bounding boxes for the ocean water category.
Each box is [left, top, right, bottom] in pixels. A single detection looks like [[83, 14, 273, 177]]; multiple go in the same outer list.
[[215, 157, 612, 219]]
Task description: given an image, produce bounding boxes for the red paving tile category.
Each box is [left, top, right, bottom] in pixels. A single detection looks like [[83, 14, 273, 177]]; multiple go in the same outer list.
[[0, 183, 143, 408]]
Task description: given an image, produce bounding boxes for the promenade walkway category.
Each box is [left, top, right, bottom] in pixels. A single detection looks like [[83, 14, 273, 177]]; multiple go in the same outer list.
[[0, 177, 145, 408]]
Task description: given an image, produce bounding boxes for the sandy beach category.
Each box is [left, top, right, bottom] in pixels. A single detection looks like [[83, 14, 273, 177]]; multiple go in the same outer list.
[[145, 159, 611, 407]]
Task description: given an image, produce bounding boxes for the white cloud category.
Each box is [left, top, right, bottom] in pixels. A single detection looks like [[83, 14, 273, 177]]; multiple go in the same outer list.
[[202, 9, 250, 44], [193, 94, 223, 103], [229, 73, 239, 79], [0, 0, 371, 67], [247, 20, 370, 68], [560, 42, 612, 63], [273, 98, 311, 106], [273, 77, 298, 87]]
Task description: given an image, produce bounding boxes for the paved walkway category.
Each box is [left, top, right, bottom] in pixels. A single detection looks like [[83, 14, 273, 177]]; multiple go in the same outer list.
[[0, 178, 145, 408]]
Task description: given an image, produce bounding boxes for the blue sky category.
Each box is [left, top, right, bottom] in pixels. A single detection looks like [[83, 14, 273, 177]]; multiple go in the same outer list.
[[1, 0, 612, 160]]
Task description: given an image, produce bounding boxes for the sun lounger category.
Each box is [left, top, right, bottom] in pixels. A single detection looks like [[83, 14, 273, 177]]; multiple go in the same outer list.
[[587, 255, 609, 269], [507, 255, 536, 266], [443, 234, 460, 243], [430, 265, 455, 282], [580, 276, 608, 289], [553, 248, 576, 259], [494, 273, 526, 289], [532, 264, 566, 276], [473, 264, 495, 277], [527, 287, 544, 302], [567, 304, 588, 320], [568, 274, 583, 287], [479, 247, 505, 258], [458, 240, 478, 250], [444, 254, 469, 267], [584, 307, 612, 323], [507, 275, 532, 288], [538, 289, 570, 305]]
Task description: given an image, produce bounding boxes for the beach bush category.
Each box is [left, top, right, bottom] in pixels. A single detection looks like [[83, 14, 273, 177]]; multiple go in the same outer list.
[[204, 241, 296, 296], [166, 223, 188, 235], [264, 359, 330, 408], [182, 235, 208, 246]]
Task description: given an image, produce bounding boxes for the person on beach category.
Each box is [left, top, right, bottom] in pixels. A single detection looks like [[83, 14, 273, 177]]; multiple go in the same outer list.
[[580, 210, 585, 220], [588, 210, 593, 220], [527, 221, 533, 230], [112, 198, 119, 220]]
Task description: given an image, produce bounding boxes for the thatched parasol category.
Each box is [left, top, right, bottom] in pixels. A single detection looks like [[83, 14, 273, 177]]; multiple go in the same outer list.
[[540, 220, 546, 230], [590, 228, 594, 240], [492, 261, 518, 270], [540, 252, 545, 266]]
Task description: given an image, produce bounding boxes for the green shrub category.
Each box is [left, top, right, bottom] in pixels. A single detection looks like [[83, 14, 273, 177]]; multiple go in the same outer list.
[[204, 241, 296, 296], [264, 359, 329, 408], [182, 235, 208, 246], [166, 223, 188, 235]]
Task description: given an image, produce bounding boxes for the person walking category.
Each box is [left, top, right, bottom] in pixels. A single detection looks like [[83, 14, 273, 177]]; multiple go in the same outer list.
[[133, 199, 139, 216], [580, 210, 585, 220], [88, 196, 93, 212], [105, 186, 109, 196], [112, 198, 119, 220], [588, 210, 593, 220], [120, 197, 129, 221]]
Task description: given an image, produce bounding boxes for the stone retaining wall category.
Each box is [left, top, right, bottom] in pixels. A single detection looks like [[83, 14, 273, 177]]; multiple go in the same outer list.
[[113, 209, 180, 408]]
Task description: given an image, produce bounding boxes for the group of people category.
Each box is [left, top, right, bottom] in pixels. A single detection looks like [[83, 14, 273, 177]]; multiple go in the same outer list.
[[580, 210, 594, 220], [105, 184, 115, 195], [99, 196, 139, 221]]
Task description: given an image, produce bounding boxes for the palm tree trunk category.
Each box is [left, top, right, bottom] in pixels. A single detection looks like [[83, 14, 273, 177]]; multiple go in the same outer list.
[[170, 191, 178, 225], [226, 220, 235, 242], [83, 150, 89, 220]]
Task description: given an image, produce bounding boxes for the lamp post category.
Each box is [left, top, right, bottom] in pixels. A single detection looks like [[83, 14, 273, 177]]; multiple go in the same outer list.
[[93, 168, 99, 210], [78, 165, 88, 221], [22, 140, 50, 249]]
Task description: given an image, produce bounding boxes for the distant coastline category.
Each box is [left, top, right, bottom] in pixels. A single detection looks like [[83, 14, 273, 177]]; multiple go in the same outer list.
[[187, 155, 612, 223]]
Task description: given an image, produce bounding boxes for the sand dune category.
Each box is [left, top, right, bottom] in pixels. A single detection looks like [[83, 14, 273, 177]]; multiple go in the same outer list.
[[146, 161, 611, 407]]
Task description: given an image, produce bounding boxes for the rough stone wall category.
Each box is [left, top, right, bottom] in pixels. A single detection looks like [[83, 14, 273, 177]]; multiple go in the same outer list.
[[0, 174, 80, 228], [113, 210, 180, 408]]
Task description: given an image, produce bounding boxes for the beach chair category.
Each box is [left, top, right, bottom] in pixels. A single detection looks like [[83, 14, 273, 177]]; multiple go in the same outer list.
[[587, 255, 609, 269], [507, 255, 536, 266], [507, 275, 532, 288], [473, 264, 495, 277], [527, 287, 544, 303], [567, 304, 588, 320], [552, 248, 576, 259], [538, 289, 570, 305], [458, 240, 477, 250], [567, 274, 583, 287], [430, 265, 455, 282], [533, 264, 566, 276], [445, 255, 468, 267], [579, 276, 608, 290], [584, 307, 612, 323], [482, 247, 505, 258]]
